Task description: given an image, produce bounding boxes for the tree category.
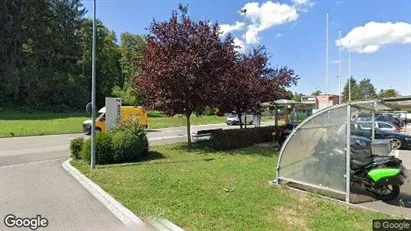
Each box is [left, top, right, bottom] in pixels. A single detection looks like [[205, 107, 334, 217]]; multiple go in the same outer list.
[[378, 88, 399, 99], [112, 33, 147, 105], [79, 18, 122, 108], [137, 4, 236, 148], [358, 78, 377, 100], [311, 90, 321, 96], [217, 46, 299, 128], [292, 92, 303, 102], [342, 77, 377, 102]]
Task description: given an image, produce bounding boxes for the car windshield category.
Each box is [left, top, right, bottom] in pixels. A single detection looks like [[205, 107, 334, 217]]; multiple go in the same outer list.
[[228, 114, 237, 118]]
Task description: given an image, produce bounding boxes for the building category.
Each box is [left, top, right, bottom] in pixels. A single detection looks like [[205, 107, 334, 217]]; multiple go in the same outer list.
[[317, 94, 340, 109], [301, 94, 341, 112]]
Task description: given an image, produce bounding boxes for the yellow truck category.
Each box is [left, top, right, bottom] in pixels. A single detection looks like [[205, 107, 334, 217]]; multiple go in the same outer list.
[[82, 106, 148, 135]]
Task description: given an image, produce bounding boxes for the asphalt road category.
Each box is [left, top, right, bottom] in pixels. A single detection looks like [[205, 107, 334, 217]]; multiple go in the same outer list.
[[0, 122, 273, 230]]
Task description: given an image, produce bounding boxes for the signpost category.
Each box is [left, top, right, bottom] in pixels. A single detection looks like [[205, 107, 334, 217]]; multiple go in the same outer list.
[[105, 97, 122, 131]]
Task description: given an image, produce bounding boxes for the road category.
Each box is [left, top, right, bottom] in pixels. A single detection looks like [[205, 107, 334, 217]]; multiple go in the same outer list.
[[0, 122, 273, 230]]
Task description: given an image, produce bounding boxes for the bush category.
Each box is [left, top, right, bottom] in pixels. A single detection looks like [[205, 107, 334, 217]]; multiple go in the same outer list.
[[81, 132, 114, 165], [111, 130, 148, 162], [209, 126, 285, 150], [70, 137, 84, 159], [204, 106, 217, 116], [111, 119, 146, 137]]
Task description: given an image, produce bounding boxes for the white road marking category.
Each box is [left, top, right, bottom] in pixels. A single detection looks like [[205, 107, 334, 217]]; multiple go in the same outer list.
[[0, 158, 64, 169], [149, 135, 187, 141]]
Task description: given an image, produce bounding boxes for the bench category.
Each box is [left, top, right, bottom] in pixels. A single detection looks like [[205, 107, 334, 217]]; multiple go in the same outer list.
[[192, 128, 223, 140]]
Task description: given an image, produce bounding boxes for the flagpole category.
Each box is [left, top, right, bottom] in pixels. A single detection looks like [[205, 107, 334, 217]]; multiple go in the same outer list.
[[326, 12, 329, 106], [348, 40, 351, 102], [338, 29, 342, 104]]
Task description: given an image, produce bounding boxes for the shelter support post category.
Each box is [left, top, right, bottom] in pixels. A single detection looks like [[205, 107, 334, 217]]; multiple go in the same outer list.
[[345, 104, 351, 203], [274, 104, 278, 127], [371, 110, 375, 142]]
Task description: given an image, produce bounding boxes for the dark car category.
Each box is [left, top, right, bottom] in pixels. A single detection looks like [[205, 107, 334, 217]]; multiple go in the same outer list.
[[278, 122, 299, 144], [351, 123, 411, 150], [376, 114, 403, 128]]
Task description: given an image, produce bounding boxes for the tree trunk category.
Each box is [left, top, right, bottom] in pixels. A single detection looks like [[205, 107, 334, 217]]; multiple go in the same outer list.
[[186, 113, 192, 148], [238, 111, 243, 129], [244, 112, 247, 128]]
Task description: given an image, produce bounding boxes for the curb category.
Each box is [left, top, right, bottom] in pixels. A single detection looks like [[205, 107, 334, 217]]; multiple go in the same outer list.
[[62, 158, 185, 231]]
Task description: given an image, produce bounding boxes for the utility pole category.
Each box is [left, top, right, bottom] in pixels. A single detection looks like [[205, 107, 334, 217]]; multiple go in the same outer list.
[[91, 0, 97, 169], [338, 29, 342, 104]]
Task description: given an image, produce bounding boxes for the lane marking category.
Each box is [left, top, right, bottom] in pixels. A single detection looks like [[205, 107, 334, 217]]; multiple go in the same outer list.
[[0, 158, 65, 169]]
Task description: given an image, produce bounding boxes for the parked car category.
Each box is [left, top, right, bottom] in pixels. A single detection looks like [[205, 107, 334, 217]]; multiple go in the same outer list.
[[278, 122, 299, 144], [226, 113, 253, 125], [376, 114, 404, 128], [354, 121, 401, 133], [351, 123, 411, 150], [356, 113, 404, 129]]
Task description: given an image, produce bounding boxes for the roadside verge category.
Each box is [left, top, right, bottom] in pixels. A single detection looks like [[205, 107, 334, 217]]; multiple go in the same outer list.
[[62, 158, 184, 231]]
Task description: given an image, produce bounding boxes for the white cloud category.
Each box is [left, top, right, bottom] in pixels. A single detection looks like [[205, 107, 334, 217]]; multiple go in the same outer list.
[[233, 38, 246, 53], [276, 33, 282, 38], [336, 21, 411, 54], [220, 0, 313, 50], [240, 1, 299, 44], [330, 60, 340, 64], [219, 21, 245, 37], [292, 0, 309, 5]]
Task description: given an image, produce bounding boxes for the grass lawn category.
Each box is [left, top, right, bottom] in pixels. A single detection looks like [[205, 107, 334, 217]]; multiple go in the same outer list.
[[72, 144, 391, 231], [0, 109, 279, 138]]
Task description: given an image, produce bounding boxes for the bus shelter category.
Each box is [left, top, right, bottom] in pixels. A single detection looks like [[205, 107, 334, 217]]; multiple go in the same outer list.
[[273, 98, 410, 203]]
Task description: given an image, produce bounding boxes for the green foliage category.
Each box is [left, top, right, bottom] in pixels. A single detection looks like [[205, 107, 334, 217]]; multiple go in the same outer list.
[[312, 90, 322, 96], [81, 133, 114, 165], [111, 119, 146, 137], [204, 107, 218, 116], [209, 126, 284, 150], [378, 88, 399, 99], [111, 130, 148, 162], [70, 137, 84, 159], [342, 77, 377, 102], [111, 84, 139, 106]]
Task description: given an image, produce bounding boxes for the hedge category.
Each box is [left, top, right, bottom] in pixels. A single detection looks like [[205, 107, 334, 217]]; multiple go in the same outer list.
[[209, 126, 285, 150]]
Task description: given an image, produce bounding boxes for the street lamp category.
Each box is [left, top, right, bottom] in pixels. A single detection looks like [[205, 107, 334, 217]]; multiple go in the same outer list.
[[237, 8, 247, 54], [91, 0, 97, 169]]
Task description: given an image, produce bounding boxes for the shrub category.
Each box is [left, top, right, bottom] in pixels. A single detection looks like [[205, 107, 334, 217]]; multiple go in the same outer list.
[[81, 132, 114, 165], [111, 130, 148, 162], [209, 126, 285, 150], [204, 107, 217, 116], [111, 119, 146, 137], [70, 137, 84, 159]]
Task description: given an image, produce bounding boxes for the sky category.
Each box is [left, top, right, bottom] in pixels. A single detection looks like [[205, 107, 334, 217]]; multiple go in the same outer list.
[[81, 0, 411, 96]]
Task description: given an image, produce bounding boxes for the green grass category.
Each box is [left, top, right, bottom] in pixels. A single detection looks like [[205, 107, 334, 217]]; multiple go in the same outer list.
[[0, 109, 278, 138], [0, 109, 89, 137], [72, 144, 391, 231]]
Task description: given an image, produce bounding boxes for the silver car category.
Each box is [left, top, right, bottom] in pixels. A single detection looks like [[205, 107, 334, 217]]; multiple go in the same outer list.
[[356, 121, 400, 133]]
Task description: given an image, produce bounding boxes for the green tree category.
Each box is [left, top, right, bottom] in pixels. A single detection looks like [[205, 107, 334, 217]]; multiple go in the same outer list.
[[112, 33, 147, 105], [378, 88, 399, 99], [78, 18, 122, 108], [342, 77, 377, 102], [292, 92, 303, 102], [311, 90, 321, 96]]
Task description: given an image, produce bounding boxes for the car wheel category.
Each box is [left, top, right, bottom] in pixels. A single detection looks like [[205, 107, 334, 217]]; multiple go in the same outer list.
[[391, 138, 402, 150]]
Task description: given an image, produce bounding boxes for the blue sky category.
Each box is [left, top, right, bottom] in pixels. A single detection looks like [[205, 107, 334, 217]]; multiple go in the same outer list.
[[82, 0, 411, 96]]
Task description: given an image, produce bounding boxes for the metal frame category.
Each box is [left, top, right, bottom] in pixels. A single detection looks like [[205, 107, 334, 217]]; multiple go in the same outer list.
[[274, 98, 410, 203]]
